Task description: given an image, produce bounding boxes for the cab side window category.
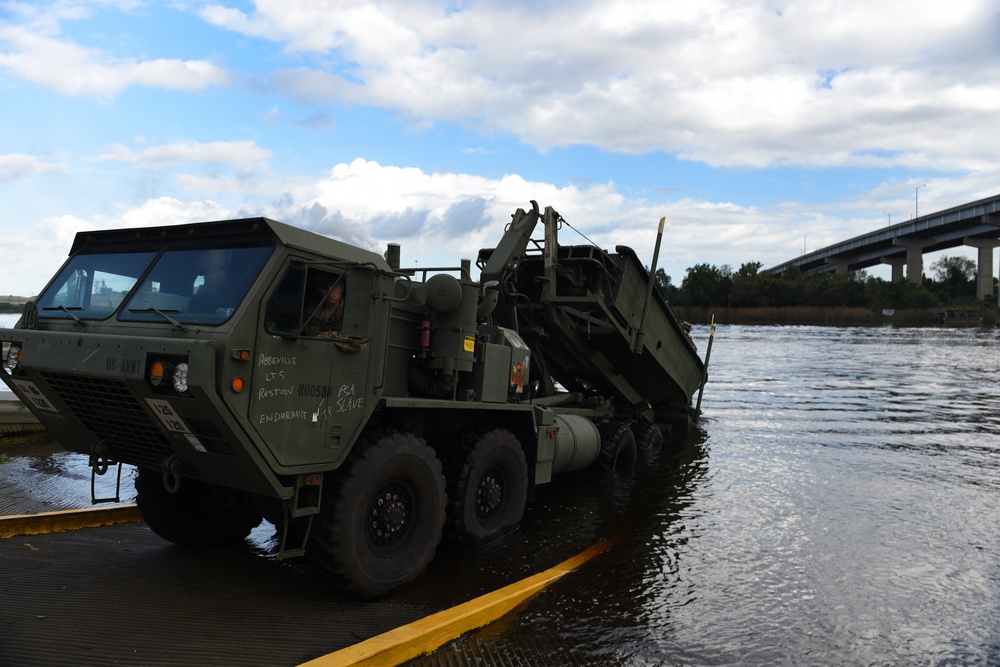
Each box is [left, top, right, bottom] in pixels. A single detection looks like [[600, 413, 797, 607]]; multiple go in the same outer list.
[[265, 265, 345, 338], [302, 272, 346, 336]]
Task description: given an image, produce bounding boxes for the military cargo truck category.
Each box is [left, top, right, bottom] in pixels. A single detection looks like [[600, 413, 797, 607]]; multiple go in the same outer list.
[[1, 201, 706, 598]]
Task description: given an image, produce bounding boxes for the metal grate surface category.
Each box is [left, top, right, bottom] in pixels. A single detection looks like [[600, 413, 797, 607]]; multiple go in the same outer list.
[[40, 371, 173, 469]]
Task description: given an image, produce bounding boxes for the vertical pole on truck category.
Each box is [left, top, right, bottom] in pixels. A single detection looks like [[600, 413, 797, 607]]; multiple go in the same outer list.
[[542, 206, 560, 301], [695, 314, 716, 413], [634, 217, 666, 354]]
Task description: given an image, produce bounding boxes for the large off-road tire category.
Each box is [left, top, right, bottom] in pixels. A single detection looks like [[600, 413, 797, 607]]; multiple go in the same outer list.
[[307, 431, 446, 599], [134, 467, 263, 548], [597, 421, 637, 470], [446, 429, 528, 551], [630, 421, 664, 451]]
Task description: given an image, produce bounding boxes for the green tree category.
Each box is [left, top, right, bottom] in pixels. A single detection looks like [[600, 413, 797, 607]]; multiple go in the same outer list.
[[735, 261, 763, 280], [930, 255, 976, 303], [864, 277, 940, 310], [676, 263, 733, 307], [775, 265, 805, 306], [931, 255, 975, 283], [730, 261, 777, 307]]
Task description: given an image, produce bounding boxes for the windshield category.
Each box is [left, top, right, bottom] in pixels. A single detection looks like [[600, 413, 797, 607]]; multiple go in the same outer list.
[[36, 251, 157, 320], [120, 246, 273, 325]]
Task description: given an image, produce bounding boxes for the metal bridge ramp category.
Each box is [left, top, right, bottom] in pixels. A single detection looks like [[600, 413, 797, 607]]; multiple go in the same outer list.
[[500, 241, 704, 421]]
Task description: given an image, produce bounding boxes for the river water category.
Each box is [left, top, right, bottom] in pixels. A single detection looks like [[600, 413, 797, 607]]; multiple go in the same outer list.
[[415, 324, 1000, 666], [2, 313, 999, 665]]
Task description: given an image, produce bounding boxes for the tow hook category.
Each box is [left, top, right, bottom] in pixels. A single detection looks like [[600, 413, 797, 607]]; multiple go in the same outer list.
[[90, 442, 113, 476], [161, 455, 184, 494]]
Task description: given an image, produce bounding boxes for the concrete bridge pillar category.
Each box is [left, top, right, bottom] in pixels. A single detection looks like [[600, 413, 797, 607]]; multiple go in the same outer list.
[[965, 237, 1000, 300], [881, 256, 906, 283], [825, 257, 856, 275], [892, 237, 937, 283]]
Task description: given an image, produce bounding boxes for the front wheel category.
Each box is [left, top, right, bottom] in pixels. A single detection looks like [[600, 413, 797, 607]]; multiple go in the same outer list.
[[446, 429, 528, 551], [134, 467, 262, 548], [306, 431, 446, 599]]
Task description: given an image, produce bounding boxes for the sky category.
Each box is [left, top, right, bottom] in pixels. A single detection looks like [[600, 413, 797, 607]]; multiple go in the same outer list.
[[1, 0, 999, 297]]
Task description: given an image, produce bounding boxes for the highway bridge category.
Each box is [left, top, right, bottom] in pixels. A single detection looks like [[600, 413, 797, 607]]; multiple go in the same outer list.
[[768, 193, 1000, 300]]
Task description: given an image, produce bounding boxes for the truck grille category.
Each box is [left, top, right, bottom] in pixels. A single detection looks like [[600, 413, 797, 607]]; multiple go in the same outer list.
[[40, 371, 173, 469]]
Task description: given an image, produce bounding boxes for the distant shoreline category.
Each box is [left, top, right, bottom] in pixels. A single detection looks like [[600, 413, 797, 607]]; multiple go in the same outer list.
[[0, 298, 31, 314], [672, 306, 998, 327]]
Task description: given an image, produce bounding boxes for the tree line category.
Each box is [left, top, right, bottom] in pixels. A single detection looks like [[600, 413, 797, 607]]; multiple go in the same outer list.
[[655, 255, 991, 310]]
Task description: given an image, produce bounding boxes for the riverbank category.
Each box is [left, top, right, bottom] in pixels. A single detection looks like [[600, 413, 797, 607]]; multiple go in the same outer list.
[[672, 305, 999, 327]]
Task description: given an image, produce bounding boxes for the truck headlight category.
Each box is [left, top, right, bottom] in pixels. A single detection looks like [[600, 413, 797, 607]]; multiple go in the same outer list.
[[172, 363, 189, 393], [4, 344, 21, 373]]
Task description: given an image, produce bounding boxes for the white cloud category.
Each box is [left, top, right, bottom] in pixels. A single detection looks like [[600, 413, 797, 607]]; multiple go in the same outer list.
[[200, 0, 422, 56], [94, 140, 272, 170], [199, 0, 1000, 170], [1, 213, 93, 298], [108, 196, 234, 228], [0, 153, 67, 182], [0, 23, 228, 97]]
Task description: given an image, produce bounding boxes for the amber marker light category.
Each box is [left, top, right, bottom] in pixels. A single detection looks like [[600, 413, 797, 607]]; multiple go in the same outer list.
[[149, 360, 166, 386], [231, 376, 245, 393], [231, 349, 251, 361]]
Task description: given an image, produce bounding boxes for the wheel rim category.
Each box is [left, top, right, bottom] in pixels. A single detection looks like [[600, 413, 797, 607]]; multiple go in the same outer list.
[[366, 478, 417, 557], [475, 464, 508, 526]]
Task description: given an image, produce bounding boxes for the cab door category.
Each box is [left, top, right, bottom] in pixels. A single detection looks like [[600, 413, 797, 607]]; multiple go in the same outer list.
[[251, 261, 375, 469]]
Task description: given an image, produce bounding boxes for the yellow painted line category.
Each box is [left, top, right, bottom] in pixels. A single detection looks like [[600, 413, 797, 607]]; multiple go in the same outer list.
[[299, 538, 615, 667], [0, 504, 142, 538]]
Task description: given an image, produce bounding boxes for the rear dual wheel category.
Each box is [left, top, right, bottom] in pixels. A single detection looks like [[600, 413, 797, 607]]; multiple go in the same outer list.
[[630, 421, 664, 451], [597, 421, 637, 469]]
